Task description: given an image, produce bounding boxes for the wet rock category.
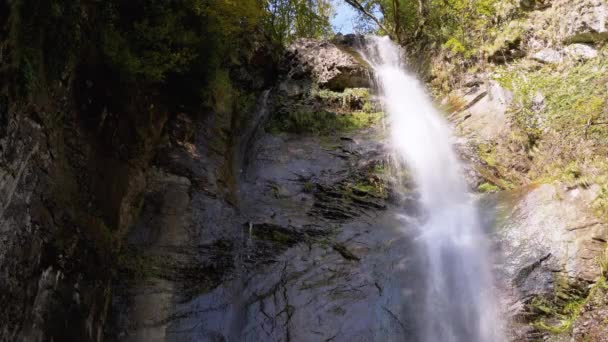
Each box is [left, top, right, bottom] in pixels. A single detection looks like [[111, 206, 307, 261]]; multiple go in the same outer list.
[[332, 242, 361, 261], [163, 211, 425, 342], [491, 183, 607, 337], [532, 48, 563, 64]]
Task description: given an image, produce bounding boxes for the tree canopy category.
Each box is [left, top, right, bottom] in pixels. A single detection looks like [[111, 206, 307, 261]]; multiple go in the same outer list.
[[344, 0, 517, 56]]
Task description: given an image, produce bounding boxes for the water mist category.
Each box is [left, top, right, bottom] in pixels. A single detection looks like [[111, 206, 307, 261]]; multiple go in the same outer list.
[[359, 36, 502, 342]]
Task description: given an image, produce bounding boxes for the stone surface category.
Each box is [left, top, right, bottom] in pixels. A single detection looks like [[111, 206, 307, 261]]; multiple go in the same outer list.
[[488, 184, 608, 340], [532, 48, 563, 63], [105, 107, 424, 341], [282, 38, 370, 91], [525, 0, 608, 49], [450, 81, 514, 142], [564, 43, 599, 60], [103, 35, 434, 340], [571, 283, 608, 341]]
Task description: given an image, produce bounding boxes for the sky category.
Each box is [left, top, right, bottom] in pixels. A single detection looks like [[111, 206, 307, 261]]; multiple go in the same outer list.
[[331, 0, 359, 34]]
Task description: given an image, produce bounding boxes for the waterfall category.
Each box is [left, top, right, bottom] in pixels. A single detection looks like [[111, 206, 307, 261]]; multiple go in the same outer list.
[[359, 36, 502, 342]]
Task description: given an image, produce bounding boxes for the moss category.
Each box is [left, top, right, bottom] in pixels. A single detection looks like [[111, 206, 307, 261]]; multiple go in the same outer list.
[[592, 185, 608, 220], [494, 52, 608, 135], [268, 109, 384, 135], [335, 44, 370, 69], [478, 182, 501, 192], [477, 143, 498, 167], [315, 87, 375, 113], [531, 275, 608, 336], [302, 181, 315, 193], [116, 249, 164, 280], [564, 32, 608, 45], [483, 19, 526, 57], [531, 295, 584, 334], [331, 306, 347, 316], [347, 177, 388, 199], [319, 136, 342, 150]]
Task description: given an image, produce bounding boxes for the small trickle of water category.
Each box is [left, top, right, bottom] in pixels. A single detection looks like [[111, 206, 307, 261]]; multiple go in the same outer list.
[[360, 36, 502, 342]]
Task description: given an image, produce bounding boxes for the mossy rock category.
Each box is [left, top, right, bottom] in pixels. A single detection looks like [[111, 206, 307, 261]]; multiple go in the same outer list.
[[268, 108, 384, 136]]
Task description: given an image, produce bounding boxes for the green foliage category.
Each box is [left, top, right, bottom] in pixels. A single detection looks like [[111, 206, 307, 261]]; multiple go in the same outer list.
[[99, 0, 265, 82], [477, 182, 500, 193], [302, 181, 315, 193], [482, 20, 526, 56], [10, 0, 83, 95], [265, 0, 334, 44], [116, 249, 163, 280], [494, 55, 608, 136], [492, 50, 608, 184], [269, 108, 384, 135], [443, 38, 467, 56], [593, 185, 608, 220], [9, 0, 330, 101], [348, 0, 517, 56], [532, 277, 608, 336], [316, 88, 375, 112]]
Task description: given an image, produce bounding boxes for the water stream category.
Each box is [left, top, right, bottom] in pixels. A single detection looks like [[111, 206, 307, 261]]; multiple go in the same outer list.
[[359, 36, 502, 342]]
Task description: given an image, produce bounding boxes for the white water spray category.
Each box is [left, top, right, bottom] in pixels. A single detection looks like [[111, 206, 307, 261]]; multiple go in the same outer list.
[[360, 36, 502, 342]]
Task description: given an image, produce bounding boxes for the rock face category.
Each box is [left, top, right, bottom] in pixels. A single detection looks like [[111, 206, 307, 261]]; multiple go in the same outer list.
[[0, 73, 169, 341], [1, 16, 606, 341], [103, 38, 420, 341], [489, 184, 608, 340], [495, 184, 606, 288], [448, 80, 513, 142], [0, 5, 274, 340], [481, 0, 608, 64], [525, 0, 608, 49], [555, 0, 608, 42], [102, 34, 608, 342], [283, 38, 370, 92]]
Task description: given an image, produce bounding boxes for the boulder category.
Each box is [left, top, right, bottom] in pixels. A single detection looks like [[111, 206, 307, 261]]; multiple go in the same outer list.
[[282, 38, 370, 92], [532, 48, 563, 63], [564, 43, 599, 60], [519, 0, 608, 54], [558, 0, 608, 42]]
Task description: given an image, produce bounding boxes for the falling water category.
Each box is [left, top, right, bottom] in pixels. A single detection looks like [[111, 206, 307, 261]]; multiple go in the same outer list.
[[360, 36, 502, 342]]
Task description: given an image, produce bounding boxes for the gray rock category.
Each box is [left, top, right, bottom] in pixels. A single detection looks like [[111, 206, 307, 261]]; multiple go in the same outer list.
[[523, 0, 608, 50], [558, 0, 608, 41], [531, 91, 546, 112], [564, 43, 599, 60], [532, 48, 563, 63], [450, 81, 514, 142], [491, 184, 607, 331], [284, 38, 370, 91]]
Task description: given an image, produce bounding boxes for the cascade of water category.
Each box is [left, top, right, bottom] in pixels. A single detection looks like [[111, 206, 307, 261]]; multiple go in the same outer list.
[[359, 36, 502, 342]]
